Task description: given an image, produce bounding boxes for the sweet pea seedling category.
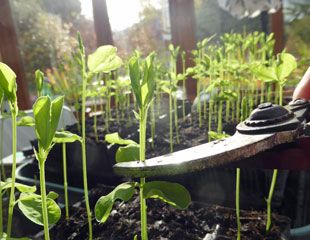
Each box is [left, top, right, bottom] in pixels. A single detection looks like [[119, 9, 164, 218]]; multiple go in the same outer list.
[[77, 32, 122, 240], [0, 62, 19, 239], [31, 95, 64, 240], [95, 54, 191, 240]]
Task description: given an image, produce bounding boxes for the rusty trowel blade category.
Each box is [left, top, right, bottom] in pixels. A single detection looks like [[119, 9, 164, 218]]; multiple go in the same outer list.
[[113, 130, 298, 178]]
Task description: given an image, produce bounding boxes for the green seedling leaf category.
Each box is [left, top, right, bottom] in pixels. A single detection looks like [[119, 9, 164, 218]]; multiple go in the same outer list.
[[95, 182, 135, 223], [142, 53, 155, 108], [208, 131, 230, 141], [133, 110, 140, 120], [0, 179, 36, 193], [276, 53, 297, 83], [88, 45, 122, 73], [53, 131, 82, 143], [143, 181, 191, 210], [105, 132, 137, 145], [35, 70, 44, 94], [46, 191, 59, 200], [17, 116, 35, 127], [18, 192, 61, 226], [252, 66, 277, 82], [0, 62, 17, 102], [33, 96, 52, 150], [50, 96, 64, 142], [129, 56, 142, 108], [116, 144, 140, 163]]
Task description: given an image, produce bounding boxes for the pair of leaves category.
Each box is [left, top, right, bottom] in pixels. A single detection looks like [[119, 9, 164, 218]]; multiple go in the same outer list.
[[95, 181, 191, 224], [33, 96, 64, 151], [88, 46, 122, 74], [18, 192, 61, 226], [0, 62, 17, 102], [252, 53, 297, 84], [17, 116, 81, 144], [105, 133, 139, 163], [129, 53, 155, 111], [208, 131, 230, 141]]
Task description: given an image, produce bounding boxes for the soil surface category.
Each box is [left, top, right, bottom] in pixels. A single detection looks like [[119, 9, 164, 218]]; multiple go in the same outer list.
[[41, 185, 290, 240]]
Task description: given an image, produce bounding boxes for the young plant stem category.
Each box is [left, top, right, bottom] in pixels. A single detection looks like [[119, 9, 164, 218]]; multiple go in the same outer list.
[[80, 41, 93, 239], [0, 105, 5, 180], [139, 111, 148, 240], [197, 80, 202, 128], [6, 108, 17, 239], [208, 100, 213, 142], [62, 142, 69, 220], [150, 102, 155, 149], [266, 169, 278, 231], [236, 168, 241, 240], [93, 97, 98, 142], [225, 100, 230, 123], [38, 158, 50, 240], [169, 91, 173, 153], [173, 96, 180, 144], [217, 101, 223, 133]]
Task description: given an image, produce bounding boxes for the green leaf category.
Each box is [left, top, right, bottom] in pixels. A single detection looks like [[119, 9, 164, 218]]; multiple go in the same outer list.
[[129, 56, 142, 108], [276, 53, 297, 82], [53, 131, 82, 143], [252, 66, 277, 82], [88, 45, 122, 73], [49, 96, 64, 144], [143, 53, 155, 108], [116, 144, 140, 163], [105, 132, 137, 145], [35, 70, 44, 94], [0, 179, 36, 193], [18, 192, 61, 226], [33, 96, 52, 150], [0, 62, 17, 102], [143, 181, 191, 210], [46, 191, 59, 200], [208, 131, 230, 141], [17, 116, 35, 127], [95, 182, 135, 224]]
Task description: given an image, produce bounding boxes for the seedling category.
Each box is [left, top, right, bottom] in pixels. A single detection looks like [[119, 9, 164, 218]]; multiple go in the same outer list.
[[0, 62, 19, 239], [95, 54, 191, 240], [78, 32, 122, 239]]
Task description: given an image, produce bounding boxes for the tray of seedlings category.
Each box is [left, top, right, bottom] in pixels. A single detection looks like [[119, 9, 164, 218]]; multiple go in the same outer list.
[[0, 31, 307, 240]]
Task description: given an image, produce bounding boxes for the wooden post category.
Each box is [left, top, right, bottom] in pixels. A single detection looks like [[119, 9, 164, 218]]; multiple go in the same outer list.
[[169, 0, 196, 101], [271, 7, 284, 54], [0, 0, 31, 109], [92, 0, 114, 46]]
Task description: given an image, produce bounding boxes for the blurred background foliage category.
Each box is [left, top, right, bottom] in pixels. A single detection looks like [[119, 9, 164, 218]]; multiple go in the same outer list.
[[7, 0, 310, 98]]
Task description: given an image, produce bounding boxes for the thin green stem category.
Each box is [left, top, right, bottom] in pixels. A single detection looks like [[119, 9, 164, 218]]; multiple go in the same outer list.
[[169, 93, 173, 153], [0, 105, 5, 180], [217, 101, 223, 133], [93, 97, 98, 142], [6, 109, 17, 239], [139, 112, 148, 240], [236, 168, 241, 240], [197, 80, 202, 128], [81, 46, 93, 239], [62, 143, 69, 220], [39, 158, 50, 240], [173, 96, 179, 144], [266, 169, 278, 232]]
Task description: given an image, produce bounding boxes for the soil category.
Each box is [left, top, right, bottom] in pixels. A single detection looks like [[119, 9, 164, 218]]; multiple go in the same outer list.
[[40, 185, 290, 240]]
